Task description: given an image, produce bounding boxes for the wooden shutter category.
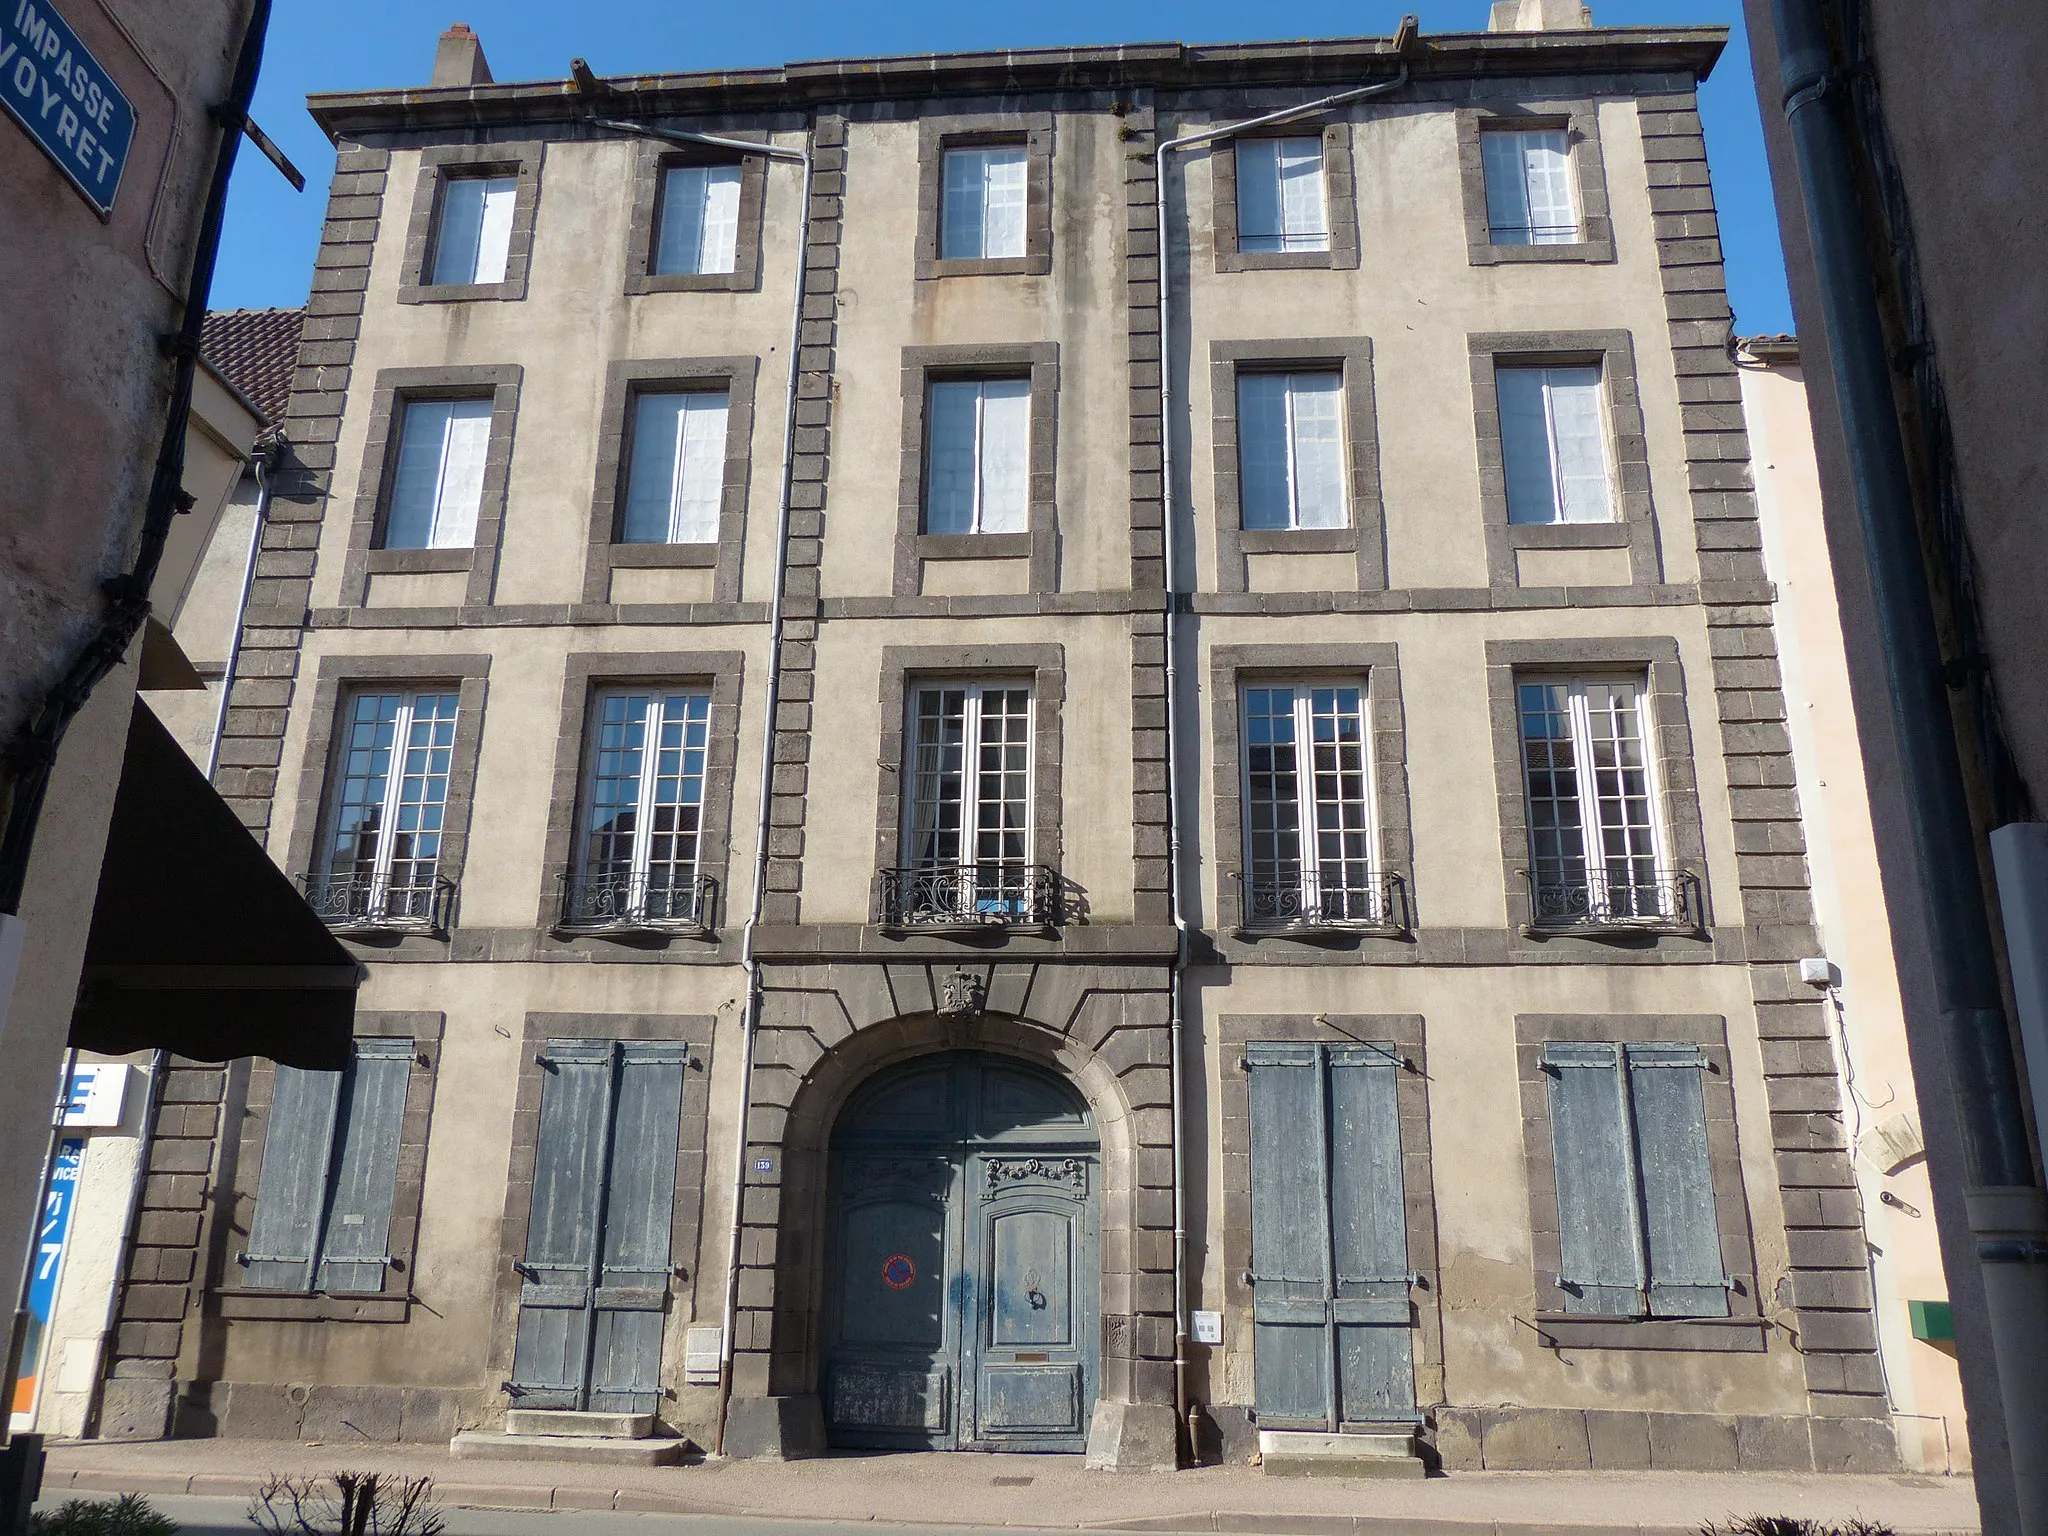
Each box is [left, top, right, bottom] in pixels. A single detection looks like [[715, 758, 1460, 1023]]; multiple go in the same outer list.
[[1325, 1045, 1415, 1423], [588, 1042, 687, 1412], [314, 1039, 413, 1294], [1542, 1042, 1645, 1316], [511, 1041, 614, 1406], [1626, 1044, 1729, 1317], [1246, 1041, 1333, 1428], [245, 1064, 344, 1290]]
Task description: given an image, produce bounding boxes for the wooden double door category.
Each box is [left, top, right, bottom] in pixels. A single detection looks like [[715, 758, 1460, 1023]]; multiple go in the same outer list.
[[824, 1052, 1098, 1452]]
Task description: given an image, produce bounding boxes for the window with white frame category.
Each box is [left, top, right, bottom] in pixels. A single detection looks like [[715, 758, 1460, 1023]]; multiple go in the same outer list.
[[925, 377, 1030, 535], [1481, 128, 1577, 246], [941, 144, 1029, 261], [1496, 363, 1612, 525], [567, 689, 713, 927], [316, 691, 460, 922], [429, 173, 517, 286], [1238, 370, 1347, 531], [620, 389, 730, 545], [382, 397, 492, 550], [654, 163, 742, 276], [1518, 678, 1670, 922], [897, 684, 1034, 921], [1236, 136, 1329, 253], [241, 1039, 415, 1293], [1241, 683, 1381, 926]]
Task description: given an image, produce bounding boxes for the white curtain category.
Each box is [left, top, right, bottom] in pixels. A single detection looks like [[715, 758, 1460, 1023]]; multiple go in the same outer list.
[[942, 146, 1029, 260], [1483, 129, 1575, 244], [1238, 372, 1346, 530], [431, 175, 517, 285], [1238, 137, 1328, 253], [926, 378, 1030, 534], [623, 390, 731, 543], [657, 164, 743, 276], [1498, 364, 1610, 525], [385, 398, 492, 549]]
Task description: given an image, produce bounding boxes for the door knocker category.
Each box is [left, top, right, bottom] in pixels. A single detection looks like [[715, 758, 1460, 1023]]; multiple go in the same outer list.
[[1023, 1268, 1047, 1310]]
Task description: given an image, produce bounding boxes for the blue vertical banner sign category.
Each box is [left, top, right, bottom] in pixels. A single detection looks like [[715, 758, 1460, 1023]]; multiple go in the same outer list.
[[0, 0, 135, 218], [8, 1137, 84, 1426]]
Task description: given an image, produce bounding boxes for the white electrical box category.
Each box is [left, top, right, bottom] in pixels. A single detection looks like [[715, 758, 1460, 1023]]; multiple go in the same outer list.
[[1190, 1309, 1223, 1345], [684, 1324, 723, 1385]]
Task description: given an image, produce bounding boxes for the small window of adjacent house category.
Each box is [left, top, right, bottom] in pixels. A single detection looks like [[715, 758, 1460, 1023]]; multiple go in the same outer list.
[[242, 1039, 417, 1293], [925, 378, 1030, 535], [314, 690, 459, 925], [382, 398, 492, 550], [1241, 683, 1381, 926], [1482, 128, 1577, 245], [1238, 371, 1347, 531], [1496, 364, 1611, 525], [1519, 678, 1670, 922], [941, 145, 1029, 261], [1237, 136, 1329, 254], [655, 163, 743, 276], [621, 389, 731, 545], [430, 173, 517, 286], [1542, 1040, 1729, 1318], [564, 689, 713, 928]]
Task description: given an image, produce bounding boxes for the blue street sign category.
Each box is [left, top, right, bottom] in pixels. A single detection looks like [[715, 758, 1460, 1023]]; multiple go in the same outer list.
[[1, 0, 135, 218]]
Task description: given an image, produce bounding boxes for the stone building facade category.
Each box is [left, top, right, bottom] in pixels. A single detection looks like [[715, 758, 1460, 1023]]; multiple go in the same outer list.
[[108, 10, 1921, 1475]]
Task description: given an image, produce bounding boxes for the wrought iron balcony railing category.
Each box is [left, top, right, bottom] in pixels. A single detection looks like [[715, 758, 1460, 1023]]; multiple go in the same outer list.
[[875, 862, 1061, 933], [555, 869, 716, 933], [1233, 869, 1409, 936], [1522, 867, 1703, 934], [298, 871, 456, 934]]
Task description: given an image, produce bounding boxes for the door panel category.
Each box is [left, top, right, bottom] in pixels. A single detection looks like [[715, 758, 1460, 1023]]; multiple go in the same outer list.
[[1248, 1043, 1334, 1429], [512, 1043, 612, 1408], [1327, 1047, 1415, 1424], [968, 1164, 1092, 1449], [826, 1156, 955, 1447], [590, 1044, 685, 1413]]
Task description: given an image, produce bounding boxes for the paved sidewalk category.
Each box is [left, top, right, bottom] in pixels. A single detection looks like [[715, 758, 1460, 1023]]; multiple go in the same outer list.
[[39, 1439, 1980, 1536]]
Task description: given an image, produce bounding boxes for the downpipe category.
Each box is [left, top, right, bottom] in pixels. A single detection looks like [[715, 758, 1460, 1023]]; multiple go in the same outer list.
[[1770, 3, 2048, 1527], [579, 101, 813, 1455], [1151, 25, 1413, 1460], [206, 436, 281, 781]]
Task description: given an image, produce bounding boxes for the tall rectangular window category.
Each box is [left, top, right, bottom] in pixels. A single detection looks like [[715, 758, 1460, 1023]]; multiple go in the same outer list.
[[430, 174, 517, 286], [383, 398, 492, 550], [1518, 679, 1667, 921], [1237, 137, 1328, 253], [620, 389, 730, 545], [567, 690, 712, 927], [655, 163, 742, 276], [1496, 364, 1611, 525], [925, 377, 1030, 535], [1542, 1040, 1728, 1318], [940, 145, 1029, 260], [1482, 128, 1577, 246], [318, 691, 459, 923], [1238, 371, 1347, 531], [242, 1039, 416, 1293], [1241, 684, 1380, 925]]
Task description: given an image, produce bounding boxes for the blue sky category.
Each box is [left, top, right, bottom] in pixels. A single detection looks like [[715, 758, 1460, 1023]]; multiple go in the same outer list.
[[212, 0, 1792, 333]]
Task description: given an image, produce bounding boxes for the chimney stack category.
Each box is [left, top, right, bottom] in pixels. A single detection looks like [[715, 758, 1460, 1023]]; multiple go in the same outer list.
[[1487, 0, 1593, 31], [432, 22, 493, 87]]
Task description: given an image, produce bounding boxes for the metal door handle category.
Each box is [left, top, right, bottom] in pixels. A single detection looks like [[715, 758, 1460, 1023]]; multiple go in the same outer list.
[[1027, 1287, 1047, 1310]]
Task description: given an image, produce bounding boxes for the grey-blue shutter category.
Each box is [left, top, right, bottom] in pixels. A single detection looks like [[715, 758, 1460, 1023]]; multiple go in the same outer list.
[[1626, 1043, 1729, 1317], [1326, 1045, 1415, 1423], [511, 1041, 614, 1407], [1543, 1042, 1645, 1316], [245, 1064, 343, 1290], [588, 1042, 686, 1413], [1246, 1042, 1333, 1429], [314, 1039, 414, 1293]]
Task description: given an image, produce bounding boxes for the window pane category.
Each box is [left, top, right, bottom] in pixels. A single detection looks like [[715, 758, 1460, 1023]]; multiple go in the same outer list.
[[1237, 373, 1293, 531], [1243, 685, 1373, 924], [1481, 131, 1534, 245], [1239, 137, 1326, 253], [1236, 140, 1284, 253], [973, 688, 1032, 866], [925, 381, 980, 533], [1244, 687, 1304, 912], [1546, 367, 1611, 522], [940, 148, 987, 259], [622, 390, 730, 543], [1287, 373, 1347, 529], [1496, 367, 1560, 526], [326, 693, 402, 878], [430, 174, 516, 285], [1519, 681, 1589, 901], [1581, 682, 1660, 914], [1521, 130, 1577, 244], [385, 694, 459, 898], [1307, 686, 1372, 916], [384, 398, 491, 549], [585, 693, 652, 879], [578, 691, 711, 919], [655, 164, 743, 275], [976, 379, 1031, 533], [908, 687, 969, 865]]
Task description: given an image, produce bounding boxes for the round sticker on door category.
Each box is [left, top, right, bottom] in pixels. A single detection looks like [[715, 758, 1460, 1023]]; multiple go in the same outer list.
[[881, 1253, 917, 1290]]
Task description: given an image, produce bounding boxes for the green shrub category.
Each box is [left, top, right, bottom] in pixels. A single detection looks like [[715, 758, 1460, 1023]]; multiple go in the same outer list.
[[247, 1473, 442, 1536], [29, 1494, 179, 1536]]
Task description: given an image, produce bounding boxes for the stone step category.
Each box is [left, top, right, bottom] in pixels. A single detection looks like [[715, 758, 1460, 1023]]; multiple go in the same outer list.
[[1259, 1428, 1426, 1480], [450, 1431, 681, 1466], [505, 1409, 654, 1440]]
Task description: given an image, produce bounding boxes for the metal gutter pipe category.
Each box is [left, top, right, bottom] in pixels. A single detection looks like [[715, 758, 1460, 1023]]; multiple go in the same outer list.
[[1151, 26, 1413, 1456], [205, 437, 280, 781], [1770, 3, 2048, 1525], [582, 109, 814, 1457]]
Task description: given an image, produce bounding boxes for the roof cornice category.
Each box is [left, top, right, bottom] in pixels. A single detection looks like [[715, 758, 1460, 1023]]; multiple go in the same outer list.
[[306, 27, 1728, 141]]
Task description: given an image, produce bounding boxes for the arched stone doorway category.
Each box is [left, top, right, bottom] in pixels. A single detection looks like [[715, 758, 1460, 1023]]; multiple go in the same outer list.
[[823, 1051, 1098, 1452]]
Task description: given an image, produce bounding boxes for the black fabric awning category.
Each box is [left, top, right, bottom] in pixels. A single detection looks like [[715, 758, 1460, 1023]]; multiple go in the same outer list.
[[70, 700, 360, 1070]]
